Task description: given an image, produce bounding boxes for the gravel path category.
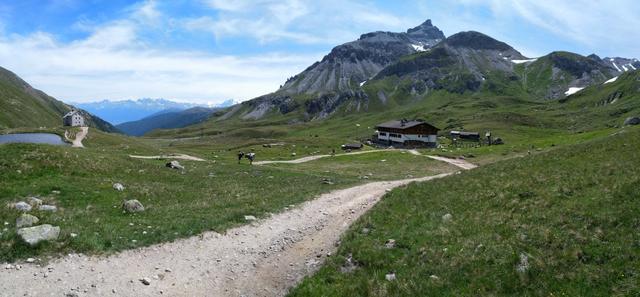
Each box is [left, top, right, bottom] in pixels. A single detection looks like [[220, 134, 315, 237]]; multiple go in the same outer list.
[[253, 150, 382, 165], [0, 173, 455, 297], [64, 127, 88, 148], [128, 154, 206, 161]]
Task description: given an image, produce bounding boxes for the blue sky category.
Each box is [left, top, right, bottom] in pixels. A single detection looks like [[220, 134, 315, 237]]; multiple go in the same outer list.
[[0, 0, 637, 104]]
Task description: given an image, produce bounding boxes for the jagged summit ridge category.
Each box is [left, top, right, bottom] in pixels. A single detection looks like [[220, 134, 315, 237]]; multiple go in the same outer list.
[[280, 19, 446, 95]]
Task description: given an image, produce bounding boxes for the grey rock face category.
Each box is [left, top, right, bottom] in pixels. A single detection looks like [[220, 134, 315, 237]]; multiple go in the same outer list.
[[122, 200, 145, 213], [17, 224, 60, 246], [279, 19, 445, 96], [16, 214, 39, 228], [624, 116, 640, 125]]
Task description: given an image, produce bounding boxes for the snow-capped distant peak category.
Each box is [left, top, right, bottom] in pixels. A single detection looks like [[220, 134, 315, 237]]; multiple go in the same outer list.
[[511, 58, 537, 64], [565, 87, 585, 96], [604, 76, 619, 84], [609, 58, 615, 62]]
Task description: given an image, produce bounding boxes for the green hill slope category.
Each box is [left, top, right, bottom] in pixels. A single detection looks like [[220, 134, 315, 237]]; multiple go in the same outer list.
[[290, 125, 640, 297], [0, 66, 119, 132]]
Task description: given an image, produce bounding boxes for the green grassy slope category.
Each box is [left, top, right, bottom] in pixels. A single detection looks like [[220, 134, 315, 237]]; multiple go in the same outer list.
[[0, 66, 119, 132], [289, 126, 640, 297]]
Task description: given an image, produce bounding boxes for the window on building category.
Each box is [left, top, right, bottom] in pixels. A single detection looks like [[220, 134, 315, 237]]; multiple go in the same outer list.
[[379, 132, 387, 136]]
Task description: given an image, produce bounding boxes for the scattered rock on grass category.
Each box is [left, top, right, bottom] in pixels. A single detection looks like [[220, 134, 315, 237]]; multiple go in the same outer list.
[[39, 205, 57, 212], [516, 253, 530, 273], [28, 197, 43, 207], [17, 224, 60, 246], [244, 215, 257, 221], [122, 200, 145, 213], [166, 161, 184, 170], [13, 201, 32, 212], [16, 214, 39, 228], [385, 273, 396, 281], [322, 178, 334, 185], [385, 239, 396, 249], [442, 213, 453, 223], [113, 183, 125, 191]]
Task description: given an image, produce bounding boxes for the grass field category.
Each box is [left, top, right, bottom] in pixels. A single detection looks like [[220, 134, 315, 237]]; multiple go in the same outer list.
[[0, 128, 456, 262], [289, 126, 640, 296]]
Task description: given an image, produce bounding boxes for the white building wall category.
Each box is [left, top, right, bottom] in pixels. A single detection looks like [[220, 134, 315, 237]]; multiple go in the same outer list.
[[377, 132, 436, 144]]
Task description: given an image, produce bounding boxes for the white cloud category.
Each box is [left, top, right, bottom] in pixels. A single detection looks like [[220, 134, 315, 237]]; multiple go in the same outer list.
[[192, 0, 418, 45], [0, 24, 322, 103]]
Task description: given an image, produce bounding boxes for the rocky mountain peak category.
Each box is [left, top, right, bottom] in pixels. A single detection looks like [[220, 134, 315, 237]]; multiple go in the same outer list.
[[406, 19, 445, 44]]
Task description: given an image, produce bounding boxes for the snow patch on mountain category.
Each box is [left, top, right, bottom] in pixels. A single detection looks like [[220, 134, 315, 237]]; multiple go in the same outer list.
[[565, 87, 584, 96], [604, 76, 619, 84], [511, 58, 537, 64]]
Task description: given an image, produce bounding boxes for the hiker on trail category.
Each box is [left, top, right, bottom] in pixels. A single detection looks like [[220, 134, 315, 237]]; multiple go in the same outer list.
[[238, 151, 245, 164], [246, 153, 255, 165]]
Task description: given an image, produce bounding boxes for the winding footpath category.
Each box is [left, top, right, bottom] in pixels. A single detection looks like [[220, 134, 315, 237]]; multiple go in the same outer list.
[[0, 154, 475, 297], [64, 127, 89, 148]]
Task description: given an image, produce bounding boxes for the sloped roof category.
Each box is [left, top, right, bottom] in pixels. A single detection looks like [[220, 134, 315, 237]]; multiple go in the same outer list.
[[63, 110, 81, 118], [376, 119, 439, 130]]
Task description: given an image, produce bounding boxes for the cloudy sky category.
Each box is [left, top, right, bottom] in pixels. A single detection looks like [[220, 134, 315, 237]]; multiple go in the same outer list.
[[0, 0, 637, 104]]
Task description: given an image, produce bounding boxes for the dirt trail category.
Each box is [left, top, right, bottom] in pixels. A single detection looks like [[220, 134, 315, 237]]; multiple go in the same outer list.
[[129, 154, 206, 161], [425, 155, 477, 170], [65, 127, 88, 148], [255, 148, 478, 170], [253, 150, 381, 165], [0, 173, 454, 297]]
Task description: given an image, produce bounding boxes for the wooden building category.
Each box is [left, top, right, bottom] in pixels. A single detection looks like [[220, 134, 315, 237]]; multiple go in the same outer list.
[[375, 119, 440, 147]]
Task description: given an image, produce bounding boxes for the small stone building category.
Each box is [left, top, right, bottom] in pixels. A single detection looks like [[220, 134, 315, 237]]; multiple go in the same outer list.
[[63, 110, 85, 127]]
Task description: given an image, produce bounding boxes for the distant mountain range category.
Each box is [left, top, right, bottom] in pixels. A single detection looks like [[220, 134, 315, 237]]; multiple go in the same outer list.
[[0, 66, 118, 132], [74, 98, 234, 125], [205, 19, 638, 123], [116, 107, 221, 136]]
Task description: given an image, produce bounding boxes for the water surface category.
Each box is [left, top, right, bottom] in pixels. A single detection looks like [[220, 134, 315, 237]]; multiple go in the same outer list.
[[0, 133, 68, 146]]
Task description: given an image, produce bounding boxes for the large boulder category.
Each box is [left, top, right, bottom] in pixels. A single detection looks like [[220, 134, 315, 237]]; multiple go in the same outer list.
[[122, 199, 145, 213], [17, 224, 60, 246], [623, 116, 640, 126], [16, 214, 39, 228], [166, 161, 184, 170]]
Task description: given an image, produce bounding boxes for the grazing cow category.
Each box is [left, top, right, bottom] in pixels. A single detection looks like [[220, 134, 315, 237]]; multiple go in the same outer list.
[[246, 153, 256, 165], [237, 151, 245, 164]]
